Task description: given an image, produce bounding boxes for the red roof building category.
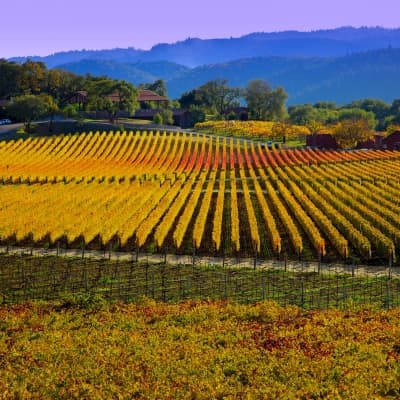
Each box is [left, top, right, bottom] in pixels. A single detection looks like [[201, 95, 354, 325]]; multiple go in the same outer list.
[[306, 134, 339, 149], [137, 89, 168, 103], [62, 89, 168, 108], [133, 108, 193, 128], [61, 91, 88, 109], [382, 131, 400, 150]]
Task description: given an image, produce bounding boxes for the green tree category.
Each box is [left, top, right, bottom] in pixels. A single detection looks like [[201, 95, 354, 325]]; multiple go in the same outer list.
[[347, 98, 390, 129], [245, 80, 288, 120], [389, 99, 400, 125], [140, 79, 168, 97], [288, 104, 319, 125], [184, 79, 241, 115], [0, 59, 21, 98], [179, 89, 201, 109], [160, 109, 174, 125], [62, 103, 79, 119], [338, 108, 377, 129], [17, 60, 46, 95], [7, 94, 58, 130], [267, 87, 288, 120], [153, 113, 163, 124], [314, 101, 337, 110], [188, 105, 205, 125], [86, 79, 138, 122], [289, 104, 339, 126]]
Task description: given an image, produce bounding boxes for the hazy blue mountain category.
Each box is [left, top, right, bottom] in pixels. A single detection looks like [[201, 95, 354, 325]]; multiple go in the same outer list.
[[165, 48, 400, 104], [10, 48, 145, 69], [56, 59, 190, 84], [10, 27, 400, 68], [9, 27, 400, 105], [55, 48, 400, 105], [126, 61, 190, 80]]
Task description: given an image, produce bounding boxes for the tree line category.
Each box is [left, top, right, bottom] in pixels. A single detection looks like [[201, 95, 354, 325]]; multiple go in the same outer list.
[[1, 59, 400, 142], [0, 59, 139, 130]]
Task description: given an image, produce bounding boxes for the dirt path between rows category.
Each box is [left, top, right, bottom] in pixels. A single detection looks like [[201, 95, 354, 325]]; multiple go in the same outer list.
[[1, 245, 398, 278]]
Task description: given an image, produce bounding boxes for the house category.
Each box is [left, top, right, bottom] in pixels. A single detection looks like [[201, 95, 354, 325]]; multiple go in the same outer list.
[[170, 109, 193, 128], [356, 133, 385, 149], [132, 109, 193, 128], [223, 107, 249, 121], [61, 91, 88, 110], [62, 89, 168, 110], [137, 90, 169, 108], [306, 134, 339, 149], [307, 132, 393, 150], [382, 131, 400, 150]]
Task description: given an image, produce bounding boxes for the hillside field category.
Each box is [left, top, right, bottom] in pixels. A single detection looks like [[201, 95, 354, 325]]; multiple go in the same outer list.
[[0, 130, 400, 265]]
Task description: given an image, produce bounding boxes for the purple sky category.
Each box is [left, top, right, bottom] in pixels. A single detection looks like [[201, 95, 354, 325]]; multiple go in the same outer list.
[[2, 0, 400, 58]]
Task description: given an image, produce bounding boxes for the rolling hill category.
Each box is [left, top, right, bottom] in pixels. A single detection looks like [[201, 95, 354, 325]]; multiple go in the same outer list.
[[8, 27, 400, 104], [10, 27, 400, 67], [56, 48, 400, 105]]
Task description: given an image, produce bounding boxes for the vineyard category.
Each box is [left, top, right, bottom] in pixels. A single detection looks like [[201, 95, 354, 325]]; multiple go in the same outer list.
[[1, 299, 400, 398], [195, 120, 310, 139], [1, 130, 400, 264]]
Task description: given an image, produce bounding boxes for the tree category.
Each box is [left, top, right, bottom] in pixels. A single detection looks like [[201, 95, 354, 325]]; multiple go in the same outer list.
[[179, 89, 202, 109], [244, 80, 288, 120], [140, 79, 168, 97], [17, 60, 46, 95], [306, 120, 329, 135], [7, 94, 58, 130], [160, 109, 174, 125], [386, 124, 400, 135], [62, 103, 79, 119], [267, 87, 288, 120], [188, 105, 205, 125], [389, 99, 400, 125], [332, 119, 373, 148], [338, 108, 377, 129], [43, 95, 60, 132], [0, 59, 21, 98], [288, 104, 319, 125], [272, 122, 310, 143], [153, 109, 173, 125], [193, 79, 241, 115], [347, 98, 390, 129], [289, 104, 339, 126], [86, 78, 138, 122], [153, 113, 163, 124], [314, 101, 337, 110], [271, 122, 291, 143]]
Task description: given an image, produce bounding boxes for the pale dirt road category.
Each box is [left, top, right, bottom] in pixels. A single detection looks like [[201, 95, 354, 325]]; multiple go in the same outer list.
[[1, 245, 398, 278]]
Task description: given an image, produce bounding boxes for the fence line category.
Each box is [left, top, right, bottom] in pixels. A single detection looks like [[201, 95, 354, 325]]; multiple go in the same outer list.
[[0, 253, 399, 309], [0, 245, 397, 278]]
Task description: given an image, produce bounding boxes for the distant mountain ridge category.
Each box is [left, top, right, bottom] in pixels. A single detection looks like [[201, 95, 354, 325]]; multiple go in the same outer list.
[[9, 27, 400, 67], [54, 48, 400, 105], [56, 60, 190, 85], [166, 48, 400, 104], [7, 27, 400, 105]]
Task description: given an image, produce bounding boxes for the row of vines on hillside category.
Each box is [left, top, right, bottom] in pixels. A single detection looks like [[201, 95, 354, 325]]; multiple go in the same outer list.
[[0, 131, 399, 262]]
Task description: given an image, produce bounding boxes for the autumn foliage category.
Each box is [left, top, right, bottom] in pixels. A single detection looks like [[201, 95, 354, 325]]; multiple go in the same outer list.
[[195, 120, 311, 139], [0, 300, 400, 399], [0, 131, 400, 261]]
